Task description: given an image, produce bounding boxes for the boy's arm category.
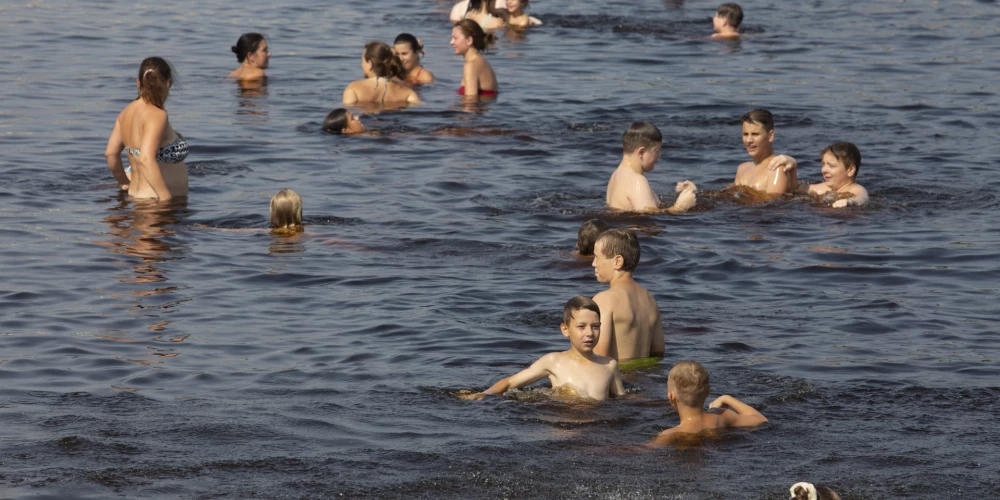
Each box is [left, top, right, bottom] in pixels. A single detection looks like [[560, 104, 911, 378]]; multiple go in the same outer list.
[[665, 181, 697, 214], [629, 178, 660, 212], [832, 185, 868, 208], [592, 293, 614, 357], [765, 155, 798, 195], [708, 395, 768, 428], [609, 361, 625, 397], [481, 355, 553, 396], [649, 308, 665, 357]]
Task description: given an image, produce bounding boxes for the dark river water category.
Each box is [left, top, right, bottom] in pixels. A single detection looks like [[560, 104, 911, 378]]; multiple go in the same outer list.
[[2, 0, 999, 498]]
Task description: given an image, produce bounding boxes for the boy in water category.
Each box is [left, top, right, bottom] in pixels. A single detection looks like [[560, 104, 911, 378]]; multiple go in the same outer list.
[[591, 228, 664, 361], [606, 122, 697, 213], [711, 3, 743, 40], [460, 296, 625, 401], [797, 142, 869, 207], [575, 219, 609, 257], [732, 109, 800, 198], [650, 360, 768, 446]]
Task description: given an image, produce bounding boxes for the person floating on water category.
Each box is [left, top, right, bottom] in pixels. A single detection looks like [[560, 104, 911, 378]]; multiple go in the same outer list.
[[796, 142, 869, 208], [591, 228, 665, 361], [731, 109, 800, 199], [393, 33, 435, 85], [228, 33, 271, 81], [606, 122, 697, 213], [501, 0, 542, 29], [343, 41, 421, 106], [649, 360, 768, 446], [575, 219, 609, 258], [451, 20, 499, 97], [270, 189, 303, 233], [711, 3, 742, 40], [323, 109, 367, 135], [459, 296, 625, 401]]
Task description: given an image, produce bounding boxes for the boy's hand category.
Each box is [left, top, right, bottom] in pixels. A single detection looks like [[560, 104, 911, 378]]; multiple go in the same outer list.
[[708, 395, 732, 409], [766, 155, 797, 174], [456, 390, 487, 401], [675, 180, 697, 193], [832, 198, 854, 208]]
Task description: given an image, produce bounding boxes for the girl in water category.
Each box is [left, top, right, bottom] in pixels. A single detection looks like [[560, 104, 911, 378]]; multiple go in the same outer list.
[[228, 33, 271, 81], [451, 20, 498, 97], [105, 57, 188, 201], [270, 189, 303, 232], [323, 109, 367, 135], [342, 42, 421, 106], [451, 0, 506, 30], [503, 0, 542, 29], [394, 34, 435, 85]]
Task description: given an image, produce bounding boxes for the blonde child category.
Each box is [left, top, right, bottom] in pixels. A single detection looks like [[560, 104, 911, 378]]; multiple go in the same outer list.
[[270, 189, 303, 232]]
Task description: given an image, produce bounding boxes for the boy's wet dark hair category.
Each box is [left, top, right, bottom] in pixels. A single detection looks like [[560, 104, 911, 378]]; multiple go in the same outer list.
[[595, 228, 640, 272], [716, 3, 744, 28], [323, 109, 349, 134], [622, 122, 662, 154], [577, 219, 610, 256], [562, 296, 601, 326], [669, 361, 711, 408], [821, 142, 862, 178], [741, 108, 774, 133]]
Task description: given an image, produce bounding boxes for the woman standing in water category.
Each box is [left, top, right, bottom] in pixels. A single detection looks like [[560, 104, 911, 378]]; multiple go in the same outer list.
[[228, 33, 271, 81], [394, 33, 435, 85], [451, 20, 498, 97], [343, 42, 421, 106], [105, 57, 188, 201]]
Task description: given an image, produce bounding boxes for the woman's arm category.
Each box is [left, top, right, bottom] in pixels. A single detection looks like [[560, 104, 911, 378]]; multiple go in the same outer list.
[[104, 117, 130, 190], [137, 108, 173, 201], [462, 62, 480, 98]]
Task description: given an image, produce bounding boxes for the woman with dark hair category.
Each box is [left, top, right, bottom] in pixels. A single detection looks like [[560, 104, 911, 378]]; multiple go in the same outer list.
[[228, 33, 271, 81], [105, 57, 188, 201], [342, 41, 421, 106], [450, 0, 506, 29], [451, 20, 498, 97], [393, 33, 435, 85]]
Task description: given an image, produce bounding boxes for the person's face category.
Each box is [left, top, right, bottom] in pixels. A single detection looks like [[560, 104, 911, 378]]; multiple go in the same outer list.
[[638, 145, 661, 172], [591, 240, 620, 283], [342, 111, 366, 135], [820, 152, 856, 190], [361, 54, 374, 77], [250, 41, 271, 69], [506, 0, 523, 12], [742, 121, 774, 159], [450, 27, 472, 55], [560, 308, 601, 354], [394, 43, 419, 70], [712, 14, 726, 32]]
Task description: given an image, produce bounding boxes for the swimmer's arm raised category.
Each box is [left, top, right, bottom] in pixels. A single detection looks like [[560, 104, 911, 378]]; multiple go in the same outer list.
[[708, 395, 768, 428], [764, 155, 797, 195], [138, 108, 173, 201], [104, 117, 129, 190]]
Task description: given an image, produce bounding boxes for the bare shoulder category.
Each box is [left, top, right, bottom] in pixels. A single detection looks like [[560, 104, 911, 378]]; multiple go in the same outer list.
[[736, 160, 754, 175], [592, 288, 621, 306], [849, 184, 868, 197]]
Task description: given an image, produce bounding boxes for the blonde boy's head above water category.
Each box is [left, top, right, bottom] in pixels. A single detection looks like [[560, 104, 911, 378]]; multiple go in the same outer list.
[[667, 360, 711, 409]]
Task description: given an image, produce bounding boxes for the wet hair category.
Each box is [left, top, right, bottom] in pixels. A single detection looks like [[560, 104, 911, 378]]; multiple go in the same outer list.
[[577, 219, 610, 256], [668, 361, 711, 408], [231, 33, 267, 63], [741, 109, 774, 133], [821, 142, 862, 178], [790, 482, 841, 500], [270, 189, 303, 229], [393, 33, 424, 55], [595, 228, 640, 272], [137, 57, 173, 109], [562, 296, 601, 326], [716, 3, 744, 28], [323, 108, 349, 135], [364, 41, 407, 80], [622, 122, 662, 154], [453, 19, 494, 52]]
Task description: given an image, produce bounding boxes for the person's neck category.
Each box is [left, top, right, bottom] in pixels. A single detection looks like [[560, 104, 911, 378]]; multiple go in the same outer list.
[[620, 154, 645, 174], [835, 179, 856, 192], [607, 271, 635, 288], [718, 26, 738, 37], [675, 404, 706, 428], [464, 48, 481, 62], [567, 347, 595, 362]]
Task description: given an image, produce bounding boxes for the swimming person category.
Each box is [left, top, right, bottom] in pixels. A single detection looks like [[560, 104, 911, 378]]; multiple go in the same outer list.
[[576, 219, 610, 258], [105, 57, 188, 201], [323, 109, 367, 135], [606, 122, 697, 213], [731, 109, 799, 199], [228, 33, 271, 81], [649, 361, 768, 446], [790, 483, 842, 500], [797, 142, 869, 207], [711, 3, 742, 40], [459, 296, 625, 401], [270, 189, 303, 233], [342, 42, 421, 106], [502, 0, 542, 29], [393, 34, 435, 85], [591, 228, 664, 361], [451, 20, 498, 97], [449, 0, 507, 24], [452, 0, 505, 30]]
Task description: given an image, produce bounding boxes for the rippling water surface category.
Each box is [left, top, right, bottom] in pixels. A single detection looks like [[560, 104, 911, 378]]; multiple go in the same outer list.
[[2, 0, 999, 498]]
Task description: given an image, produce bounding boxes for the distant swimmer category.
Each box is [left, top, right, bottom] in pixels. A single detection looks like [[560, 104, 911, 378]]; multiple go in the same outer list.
[[270, 189, 303, 234], [796, 142, 869, 208], [105, 57, 188, 201], [323, 109, 367, 135], [502, 0, 542, 29], [450, 0, 506, 30], [393, 34, 435, 85], [649, 361, 768, 446], [343, 42, 421, 106], [451, 20, 499, 97], [228, 33, 271, 81], [731, 109, 799, 199], [711, 3, 742, 40], [591, 228, 664, 361], [606, 122, 697, 213], [575, 219, 610, 258], [790, 482, 842, 500], [459, 296, 625, 401]]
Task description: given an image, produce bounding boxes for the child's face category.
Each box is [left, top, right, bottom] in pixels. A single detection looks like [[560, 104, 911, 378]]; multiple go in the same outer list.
[[591, 240, 619, 283], [343, 111, 366, 134], [561, 308, 601, 353], [741, 121, 774, 159], [639, 145, 661, 172], [820, 152, 856, 190], [713, 14, 727, 32]]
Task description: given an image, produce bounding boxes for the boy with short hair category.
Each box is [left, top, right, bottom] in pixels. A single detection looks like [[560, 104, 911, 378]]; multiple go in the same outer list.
[[732, 109, 800, 198], [650, 360, 768, 446], [461, 296, 625, 401], [711, 3, 743, 40], [591, 228, 664, 361], [606, 121, 697, 213], [575, 219, 609, 257], [798, 142, 868, 208]]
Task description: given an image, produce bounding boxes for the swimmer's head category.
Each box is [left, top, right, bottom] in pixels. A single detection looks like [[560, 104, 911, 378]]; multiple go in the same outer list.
[[137, 57, 174, 109], [232, 33, 270, 68], [324, 108, 366, 135], [452, 20, 493, 53], [577, 219, 610, 256], [269, 189, 303, 230], [594, 228, 640, 274], [622, 122, 663, 154], [790, 482, 842, 500], [561, 296, 601, 327], [506, 0, 529, 12], [741, 109, 774, 133], [715, 3, 744, 29], [667, 361, 711, 409], [393, 33, 424, 70], [363, 41, 407, 80], [560, 296, 601, 353], [821, 142, 861, 179]]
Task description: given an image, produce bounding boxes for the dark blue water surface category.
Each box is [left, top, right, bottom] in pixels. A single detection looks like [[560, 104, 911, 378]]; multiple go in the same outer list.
[[2, 0, 999, 498]]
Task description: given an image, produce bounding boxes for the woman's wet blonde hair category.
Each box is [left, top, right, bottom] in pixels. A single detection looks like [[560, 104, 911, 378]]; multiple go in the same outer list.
[[269, 189, 303, 229]]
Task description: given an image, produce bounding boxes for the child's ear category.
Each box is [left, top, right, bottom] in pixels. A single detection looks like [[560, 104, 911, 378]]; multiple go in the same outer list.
[[767, 129, 775, 142], [847, 165, 857, 179], [613, 254, 624, 270], [560, 323, 570, 338], [667, 390, 677, 408]]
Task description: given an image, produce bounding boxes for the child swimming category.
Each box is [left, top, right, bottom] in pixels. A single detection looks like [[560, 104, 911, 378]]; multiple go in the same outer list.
[[576, 219, 609, 257], [731, 109, 799, 199], [502, 0, 542, 29], [711, 3, 742, 40], [323, 109, 367, 135], [270, 189, 303, 232], [797, 142, 869, 207], [606, 122, 697, 213]]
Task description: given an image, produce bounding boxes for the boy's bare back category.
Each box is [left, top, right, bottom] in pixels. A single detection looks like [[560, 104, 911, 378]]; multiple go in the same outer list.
[[593, 281, 664, 361], [606, 166, 659, 212]]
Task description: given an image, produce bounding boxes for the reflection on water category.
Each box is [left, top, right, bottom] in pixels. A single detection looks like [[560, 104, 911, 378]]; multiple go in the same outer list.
[[97, 195, 189, 286], [236, 77, 269, 118], [268, 232, 306, 255]]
